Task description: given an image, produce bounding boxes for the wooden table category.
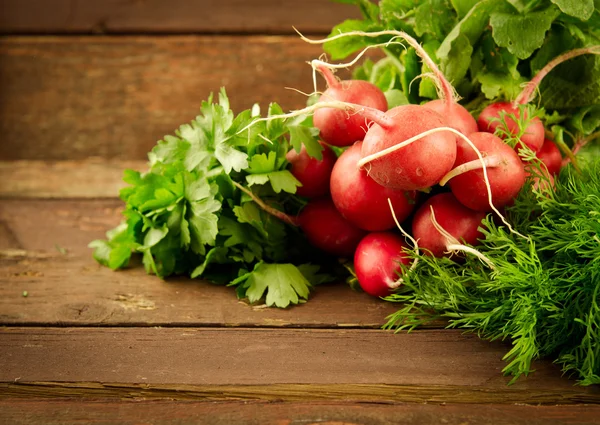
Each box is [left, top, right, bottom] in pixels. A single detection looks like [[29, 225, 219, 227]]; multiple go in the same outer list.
[[1, 1, 600, 423]]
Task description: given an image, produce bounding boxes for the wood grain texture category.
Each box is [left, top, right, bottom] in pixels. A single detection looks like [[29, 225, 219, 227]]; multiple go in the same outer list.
[[0, 36, 360, 161], [0, 199, 404, 328], [0, 0, 360, 34], [2, 400, 600, 425], [1, 327, 599, 404], [0, 160, 145, 198]]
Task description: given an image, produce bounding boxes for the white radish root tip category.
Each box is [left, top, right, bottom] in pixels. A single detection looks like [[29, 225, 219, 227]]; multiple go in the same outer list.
[[429, 207, 496, 270], [297, 29, 459, 104], [387, 198, 418, 289], [439, 155, 503, 186]]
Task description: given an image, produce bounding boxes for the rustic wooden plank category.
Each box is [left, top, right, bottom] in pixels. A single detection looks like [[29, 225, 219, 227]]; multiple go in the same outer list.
[[0, 199, 405, 327], [0, 255, 402, 327], [0, 327, 598, 404], [0, 160, 145, 198], [0, 36, 359, 161], [0, 0, 359, 34], [2, 400, 600, 425]]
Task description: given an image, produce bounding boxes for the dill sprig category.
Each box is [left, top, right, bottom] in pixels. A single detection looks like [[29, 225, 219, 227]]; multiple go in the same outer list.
[[384, 159, 600, 385]]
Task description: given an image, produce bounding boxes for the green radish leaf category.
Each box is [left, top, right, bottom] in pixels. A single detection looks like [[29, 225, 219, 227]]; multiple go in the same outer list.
[[324, 19, 385, 60], [490, 6, 561, 59], [438, 0, 512, 60], [440, 33, 473, 84], [569, 105, 600, 134], [450, 0, 480, 18], [550, 0, 594, 20], [415, 0, 457, 39], [385, 89, 410, 108]]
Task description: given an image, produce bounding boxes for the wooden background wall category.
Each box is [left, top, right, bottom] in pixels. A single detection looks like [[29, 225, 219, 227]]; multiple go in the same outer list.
[[0, 0, 359, 161]]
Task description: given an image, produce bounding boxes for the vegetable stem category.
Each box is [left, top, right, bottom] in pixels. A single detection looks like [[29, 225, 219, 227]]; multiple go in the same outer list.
[[232, 181, 299, 227], [515, 46, 600, 106]]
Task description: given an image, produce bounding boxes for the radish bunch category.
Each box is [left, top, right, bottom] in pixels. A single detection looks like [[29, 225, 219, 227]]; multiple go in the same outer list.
[[278, 37, 600, 298]]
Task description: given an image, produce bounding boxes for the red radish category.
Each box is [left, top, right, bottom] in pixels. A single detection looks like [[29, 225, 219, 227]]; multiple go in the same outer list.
[[478, 46, 600, 153], [360, 104, 457, 190], [425, 99, 478, 136], [302, 29, 477, 137], [477, 102, 545, 153], [298, 197, 366, 257], [526, 165, 555, 193], [330, 141, 417, 231], [313, 64, 387, 147], [534, 139, 562, 175], [442, 132, 526, 212], [286, 141, 337, 198], [412, 193, 486, 258], [353, 232, 411, 297]]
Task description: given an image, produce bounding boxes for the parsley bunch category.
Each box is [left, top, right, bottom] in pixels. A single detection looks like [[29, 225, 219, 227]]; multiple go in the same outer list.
[[384, 158, 600, 385], [90, 89, 332, 308]]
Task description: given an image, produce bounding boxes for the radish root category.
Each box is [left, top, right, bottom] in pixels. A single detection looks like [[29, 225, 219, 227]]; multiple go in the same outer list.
[[439, 155, 503, 186], [387, 198, 419, 289], [515, 45, 600, 106], [429, 207, 495, 270], [237, 100, 394, 135], [309, 41, 405, 93], [297, 28, 460, 104]]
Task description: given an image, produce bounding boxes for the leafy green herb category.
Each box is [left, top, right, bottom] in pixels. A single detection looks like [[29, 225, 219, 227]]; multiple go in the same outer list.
[[89, 89, 330, 308], [325, 0, 600, 145], [384, 159, 600, 385]]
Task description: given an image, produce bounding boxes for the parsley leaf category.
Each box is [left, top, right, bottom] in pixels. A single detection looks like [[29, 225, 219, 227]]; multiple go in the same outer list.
[[234, 262, 313, 308], [90, 89, 327, 307]]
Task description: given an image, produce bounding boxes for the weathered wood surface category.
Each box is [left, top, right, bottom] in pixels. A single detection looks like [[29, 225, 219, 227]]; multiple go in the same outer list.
[[0, 36, 361, 161], [0, 160, 145, 198], [1, 327, 598, 404], [0, 198, 403, 327], [0, 0, 359, 34], [2, 400, 600, 425]]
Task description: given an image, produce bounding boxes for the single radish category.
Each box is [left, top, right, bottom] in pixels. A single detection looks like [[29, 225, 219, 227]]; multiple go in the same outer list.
[[425, 99, 478, 136], [478, 46, 600, 153], [441, 132, 526, 212], [313, 64, 388, 147], [526, 164, 555, 193], [533, 138, 562, 175], [330, 141, 417, 231], [297, 197, 366, 257], [360, 104, 457, 190], [286, 141, 337, 198], [412, 193, 486, 259], [353, 231, 411, 297], [477, 102, 545, 153], [302, 29, 477, 136]]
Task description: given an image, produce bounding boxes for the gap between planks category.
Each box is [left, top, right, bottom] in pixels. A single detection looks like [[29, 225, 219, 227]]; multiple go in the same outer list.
[[2, 400, 600, 425], [0, 327, 599, 405]]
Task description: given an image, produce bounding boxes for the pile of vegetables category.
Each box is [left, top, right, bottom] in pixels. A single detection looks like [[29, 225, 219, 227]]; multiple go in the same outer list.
[[90, 0, 600, 384]]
